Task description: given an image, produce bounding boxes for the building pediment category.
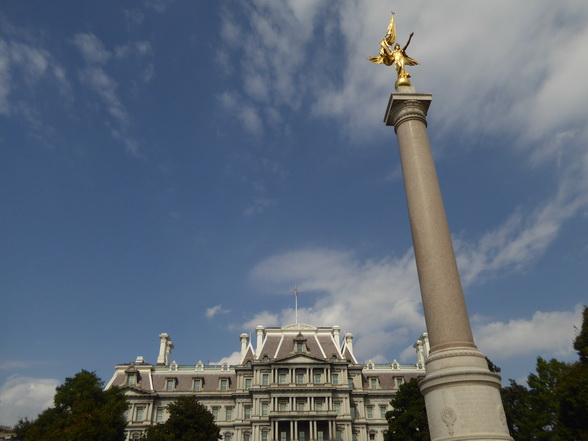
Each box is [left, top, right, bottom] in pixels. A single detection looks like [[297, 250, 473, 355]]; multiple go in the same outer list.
[[120, 385, 157, 396], [275, 353, 328, 364]]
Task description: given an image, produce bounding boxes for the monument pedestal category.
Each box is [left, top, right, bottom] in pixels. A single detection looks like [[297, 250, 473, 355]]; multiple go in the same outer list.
[[384, 92, 513, 441]]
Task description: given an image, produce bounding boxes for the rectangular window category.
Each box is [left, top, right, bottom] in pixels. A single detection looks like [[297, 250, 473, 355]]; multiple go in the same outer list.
[[297, 399, 305, 411], [262, 374, 269, 385], [370, 378, 377, 390], [127, 374, 136, 386], [245, 378, 252, 390], [226, 407, 233, 421], [156, 407, 164, 423], [315, 400, 323, 411], [166, 379, 174, 392], [262, 402, 269, 416], [193, 379, 201, 391], [297, 342, 304, 352], [352, 433, 357, 441], [220, 379, 228, 391], [351, 406, 358, 419], [212, 408, 219, 420], [314, 373, 321, 384], [279, 373, 287, 384], [135, 406, 144, 422], [370, 434, 375, 441], [336, 431, 343, 441], [244, 407, 251, 420], [367, 407, 373, 419], [318, 431, 324, 441], [297, 373, 304, 384], [262, 433, 268, 441], [299, 431, 306, 441], [395, 377, 404, 388], [281, 432, 287, 441], [332, 373, 338, 385], [334, 402, 341, 415], [348, 377, 354, 388], [279, 401, 287, 411], [380, 406, 387, 419], [244, 434, 250, 441], [225, 435, 231, 441]]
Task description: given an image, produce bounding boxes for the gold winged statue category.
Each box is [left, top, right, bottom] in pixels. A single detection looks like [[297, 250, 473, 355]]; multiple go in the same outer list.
[[368, 13, 419, 88]]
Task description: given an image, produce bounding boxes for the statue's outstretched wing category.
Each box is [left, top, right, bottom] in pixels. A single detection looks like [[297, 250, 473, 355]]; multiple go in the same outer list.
[[403, 52, 419, 66], [368, 40, 393, 66]]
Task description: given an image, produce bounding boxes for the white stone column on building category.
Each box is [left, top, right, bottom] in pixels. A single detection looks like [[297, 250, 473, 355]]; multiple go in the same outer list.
[[156, 333, 171, 365], [384, 90, 512, 440], [256, 325, 264, 358], [240, 333, 249, 361]]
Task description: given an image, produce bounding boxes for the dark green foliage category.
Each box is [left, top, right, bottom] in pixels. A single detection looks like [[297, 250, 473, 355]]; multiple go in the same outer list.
[[142, 396, 221, 441], [384, 378, 429, 441], [557, 306, 588, 440], [14, 370, 127, 441], [501, 379, 535, 439]]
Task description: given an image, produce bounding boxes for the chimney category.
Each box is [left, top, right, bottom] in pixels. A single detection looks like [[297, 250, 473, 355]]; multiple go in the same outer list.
[[240, 333, 249, 360], [332, 325, 341, 345], [344, 333, 354, 355], [157, 333, 173, 366], [256, 325, 265, 358]]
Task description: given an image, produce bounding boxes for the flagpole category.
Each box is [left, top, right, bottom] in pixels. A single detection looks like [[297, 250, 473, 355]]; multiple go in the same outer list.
[[295, 285, 298, 324]]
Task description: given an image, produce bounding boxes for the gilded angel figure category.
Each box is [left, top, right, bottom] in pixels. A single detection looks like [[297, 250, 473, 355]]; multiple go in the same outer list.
[[368, 13, 419, 87]]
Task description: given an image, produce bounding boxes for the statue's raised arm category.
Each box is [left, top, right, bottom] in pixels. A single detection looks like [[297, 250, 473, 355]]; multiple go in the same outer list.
[[368, 13, 419, 89]]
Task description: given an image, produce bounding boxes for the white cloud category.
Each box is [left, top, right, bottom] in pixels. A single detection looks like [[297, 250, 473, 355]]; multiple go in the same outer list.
[[248, 248, 424, 361], [0, 375, 58, 426], [474, 306, 584, 359], [213, 351, 242, 366], [206, 304, 230, 318], [219, 0, 588, 156]]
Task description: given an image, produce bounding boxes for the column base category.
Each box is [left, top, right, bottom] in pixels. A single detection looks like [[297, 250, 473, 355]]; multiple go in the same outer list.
[[419, 348, 513, 441]]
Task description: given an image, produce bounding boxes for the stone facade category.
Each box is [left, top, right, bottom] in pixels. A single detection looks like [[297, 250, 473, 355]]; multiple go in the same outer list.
[[106, 324, 428, 441]]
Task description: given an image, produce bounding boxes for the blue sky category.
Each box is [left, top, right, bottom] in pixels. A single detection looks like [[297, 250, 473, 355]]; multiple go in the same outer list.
[[1, 0, 587, 426]]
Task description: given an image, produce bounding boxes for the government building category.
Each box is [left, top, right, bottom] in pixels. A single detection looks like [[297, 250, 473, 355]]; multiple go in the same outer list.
[[106, 324, 429, 441]]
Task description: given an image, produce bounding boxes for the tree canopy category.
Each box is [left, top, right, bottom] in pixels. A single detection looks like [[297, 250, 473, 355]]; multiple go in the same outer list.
[[14, 369, 127, 441], [557, 306, 588, 440], [141, 396, 221, 441], [384, 378, 429, 441]]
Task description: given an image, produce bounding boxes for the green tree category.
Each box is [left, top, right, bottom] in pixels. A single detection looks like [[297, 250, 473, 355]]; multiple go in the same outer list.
[[142, 396, 220, 441], [557, 306, 588, 440], [14, 369, 127, 441], [384, 378, 429, 441], [501, 379, 534, 439]]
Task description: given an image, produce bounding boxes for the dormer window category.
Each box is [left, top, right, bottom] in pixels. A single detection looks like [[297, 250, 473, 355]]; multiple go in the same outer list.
[[125, 365, 139, 386], [293, 333, 307, 353], [165, 378, 176, 392], [193, 378, 202, 391], [220, 378, 228, 391]]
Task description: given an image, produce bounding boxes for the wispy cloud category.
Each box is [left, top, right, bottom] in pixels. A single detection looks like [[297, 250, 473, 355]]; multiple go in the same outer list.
[[206, 304, 231, 318], [73, 32, 143, 155]]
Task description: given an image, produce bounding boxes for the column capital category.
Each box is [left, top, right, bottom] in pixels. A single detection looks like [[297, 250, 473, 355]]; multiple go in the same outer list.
[[384, 93, 432, 130]]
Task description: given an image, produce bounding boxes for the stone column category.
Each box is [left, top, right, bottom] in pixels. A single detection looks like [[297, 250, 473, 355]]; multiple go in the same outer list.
[[156, 333, 170, 365], [384, 91, 512, 441]]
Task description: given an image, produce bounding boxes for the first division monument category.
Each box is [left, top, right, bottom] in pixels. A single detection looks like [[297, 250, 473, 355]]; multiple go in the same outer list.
[[369, 14, 513, 441]]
